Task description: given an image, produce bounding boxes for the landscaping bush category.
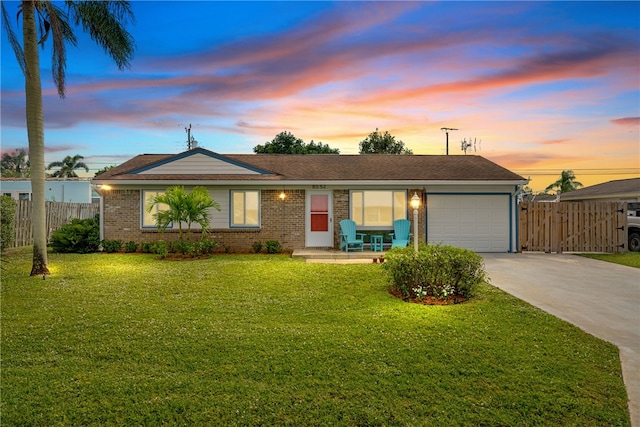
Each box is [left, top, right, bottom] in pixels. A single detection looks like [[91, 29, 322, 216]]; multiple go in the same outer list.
[[49, 216, 100, 253], [265, 240, 281, 254], [151, 241, 169, 258], [199, 238, 217, 255], [0, 195, 16, 251], [124, 241, 138, 253], [141, 242, 153, 253], [101, 239, 123, 253], [383, 244, 487, 300], [174, 240, 194, 256], [251, 240, 263, 253]]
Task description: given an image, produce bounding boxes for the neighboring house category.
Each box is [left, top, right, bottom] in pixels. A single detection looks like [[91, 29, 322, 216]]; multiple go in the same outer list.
[[92, 148, 527, 253], [0, 178, 96, 203], [559, 177, 640, 203]]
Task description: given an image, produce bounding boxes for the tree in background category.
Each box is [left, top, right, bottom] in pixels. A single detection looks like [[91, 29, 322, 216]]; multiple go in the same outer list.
[[359, 129, 413, 154], [1, 148, 30, 177], [47, 154, 89, 178], [1, 0, 135, 275], [94, 165, 115, 177], [146, 186, 221, 241], [254, 131, 340, 154], [545, 170, 583, 194]]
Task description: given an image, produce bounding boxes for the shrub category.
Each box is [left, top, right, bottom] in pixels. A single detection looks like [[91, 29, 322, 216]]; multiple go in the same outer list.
[[200, 238, 217, 255], [174, 240, 194, 256], [1, 195, 16, 251], [124, 241, 138, 253], [102, 239, 123, 253], [265, 240, 281, 254], [141, 242, 153, 253], [383, 244, 487, 300], [251, 241, 263, 253], [49, 216, 100, 253], [151, 241, 169, 258]]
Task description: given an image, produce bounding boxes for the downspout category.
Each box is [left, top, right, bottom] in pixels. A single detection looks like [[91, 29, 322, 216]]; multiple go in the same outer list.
[[92, 184, 105, 242]]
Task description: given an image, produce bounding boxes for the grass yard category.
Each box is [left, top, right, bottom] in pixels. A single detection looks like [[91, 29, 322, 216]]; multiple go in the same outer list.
[[579, 252, 640, 269], [1, 248, 630, 426]]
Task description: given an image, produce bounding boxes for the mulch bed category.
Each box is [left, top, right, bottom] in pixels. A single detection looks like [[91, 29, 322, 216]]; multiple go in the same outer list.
[[388, 288, 468, 305]]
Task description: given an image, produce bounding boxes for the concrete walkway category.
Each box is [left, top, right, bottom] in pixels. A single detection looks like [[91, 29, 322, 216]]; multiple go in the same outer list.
[[481, 253, 640, 427]]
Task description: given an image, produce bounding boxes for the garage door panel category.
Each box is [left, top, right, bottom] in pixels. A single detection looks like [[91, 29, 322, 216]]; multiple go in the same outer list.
[[427, 194, 509, 252]]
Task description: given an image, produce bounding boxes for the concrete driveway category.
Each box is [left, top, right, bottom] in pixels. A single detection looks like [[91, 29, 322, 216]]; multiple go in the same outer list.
[[481, 253, 640, 427]]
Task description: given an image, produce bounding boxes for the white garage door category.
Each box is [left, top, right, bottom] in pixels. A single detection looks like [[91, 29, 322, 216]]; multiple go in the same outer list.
[[427, 194, 510, 252]]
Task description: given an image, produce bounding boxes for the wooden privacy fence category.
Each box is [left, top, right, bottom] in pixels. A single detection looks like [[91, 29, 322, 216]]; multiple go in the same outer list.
[[519, 201, 626, 253], [13, 200, 99, 248]]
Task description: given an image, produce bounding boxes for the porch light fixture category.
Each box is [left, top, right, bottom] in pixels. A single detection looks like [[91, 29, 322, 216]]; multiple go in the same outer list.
[[279, 190, 286, 201], [410, 192, 420, 252]]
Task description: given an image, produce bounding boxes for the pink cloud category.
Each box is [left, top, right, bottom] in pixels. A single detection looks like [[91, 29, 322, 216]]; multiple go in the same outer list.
[[44, 145, 82, 154], [611, 117, 640, 126], [540, 139, 572, 145]]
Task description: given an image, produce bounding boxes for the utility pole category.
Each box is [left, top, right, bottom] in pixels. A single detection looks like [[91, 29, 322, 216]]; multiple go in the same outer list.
[[440, 127, 458, 155]]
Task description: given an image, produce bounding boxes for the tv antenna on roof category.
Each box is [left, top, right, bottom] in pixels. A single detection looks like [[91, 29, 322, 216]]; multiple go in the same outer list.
[[184, 123, 198, 150], [440, 127, 458, 155], [461, 138, 472, 155], [461, 137, 482, 155]]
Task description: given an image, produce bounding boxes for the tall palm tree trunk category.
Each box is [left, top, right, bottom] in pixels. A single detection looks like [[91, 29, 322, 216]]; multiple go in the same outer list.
[[23, 1, 49, 276]]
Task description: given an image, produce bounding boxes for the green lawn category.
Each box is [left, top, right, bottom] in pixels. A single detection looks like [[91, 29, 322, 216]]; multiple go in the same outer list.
[[579, 252, 640, 268], [1, 248, 630, 426]]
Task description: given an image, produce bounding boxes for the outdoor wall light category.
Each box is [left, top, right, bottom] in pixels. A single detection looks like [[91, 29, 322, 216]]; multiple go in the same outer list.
[[279, 190, 286, 201], [410, 192, 420, 252], [410, 192, 420, 210]]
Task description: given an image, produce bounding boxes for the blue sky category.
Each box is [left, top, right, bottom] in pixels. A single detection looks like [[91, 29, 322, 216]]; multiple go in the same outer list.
[[1, 1, 639, 191]]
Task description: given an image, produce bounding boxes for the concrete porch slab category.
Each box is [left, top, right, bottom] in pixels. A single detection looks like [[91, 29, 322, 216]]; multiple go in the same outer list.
[[292, 248, 388, 263]]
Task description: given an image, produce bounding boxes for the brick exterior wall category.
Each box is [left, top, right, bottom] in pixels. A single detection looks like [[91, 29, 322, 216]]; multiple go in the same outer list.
[[101, 187, 425, 251], [102, 188, 310, 251]]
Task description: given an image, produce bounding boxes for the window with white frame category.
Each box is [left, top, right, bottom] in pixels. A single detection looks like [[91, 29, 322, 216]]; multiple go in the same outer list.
[[142, 190, 170, 228], [350, 190, 407, 227], [231, 190, 260, 227]]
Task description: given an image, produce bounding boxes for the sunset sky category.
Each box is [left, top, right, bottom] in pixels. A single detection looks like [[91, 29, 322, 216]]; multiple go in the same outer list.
[[1, 1, 639, 192]]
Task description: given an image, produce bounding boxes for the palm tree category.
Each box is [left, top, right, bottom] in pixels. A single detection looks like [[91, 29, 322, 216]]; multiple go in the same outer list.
[[47, 154, 89, 178], [545, 170, 584, 194], [1, 1, 135, 276], [146, 186, 221, 240]]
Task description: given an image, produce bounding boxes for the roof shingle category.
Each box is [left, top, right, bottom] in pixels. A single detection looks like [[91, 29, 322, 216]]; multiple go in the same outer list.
[[93, 148, 525, 183]]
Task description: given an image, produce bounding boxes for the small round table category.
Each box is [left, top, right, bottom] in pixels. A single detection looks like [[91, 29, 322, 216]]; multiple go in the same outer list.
[[369, 235, 384, 252]]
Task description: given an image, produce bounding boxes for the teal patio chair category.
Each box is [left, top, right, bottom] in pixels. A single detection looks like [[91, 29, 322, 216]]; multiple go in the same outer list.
[[390, 219, 412, 248], [339, 219, 366, 252]]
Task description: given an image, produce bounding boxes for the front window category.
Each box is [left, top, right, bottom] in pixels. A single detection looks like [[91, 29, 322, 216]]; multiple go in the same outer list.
[[351, 190, 406, 227], [231, 190, 260, 227], [142, 190, 170, 228]]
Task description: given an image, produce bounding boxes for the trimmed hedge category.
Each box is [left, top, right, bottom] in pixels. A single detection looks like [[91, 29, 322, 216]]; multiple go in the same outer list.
[[383, 244, 487, 300], [0, 195, 16, 251], [49, 216, 100, 253]]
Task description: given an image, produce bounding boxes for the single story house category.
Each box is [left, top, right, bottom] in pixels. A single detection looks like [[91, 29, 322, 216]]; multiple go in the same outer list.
[[92, 148, 527, 253], [559, 177, 640, 203], [0, 178, 96, 203]]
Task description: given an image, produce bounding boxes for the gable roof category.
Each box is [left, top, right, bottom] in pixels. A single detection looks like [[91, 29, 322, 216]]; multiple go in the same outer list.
[[560, 177, 640, 202], [93, 147, 526, 185]]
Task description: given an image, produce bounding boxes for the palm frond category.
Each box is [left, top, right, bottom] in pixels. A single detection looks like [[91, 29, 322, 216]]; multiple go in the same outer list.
[[1, 1, 27, 77], [67, 0, 135, 70], [40, 2, 78, 98]]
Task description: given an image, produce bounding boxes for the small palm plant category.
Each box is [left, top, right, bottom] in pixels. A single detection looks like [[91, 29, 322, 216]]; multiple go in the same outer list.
[[146, 186, 221, 240]]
